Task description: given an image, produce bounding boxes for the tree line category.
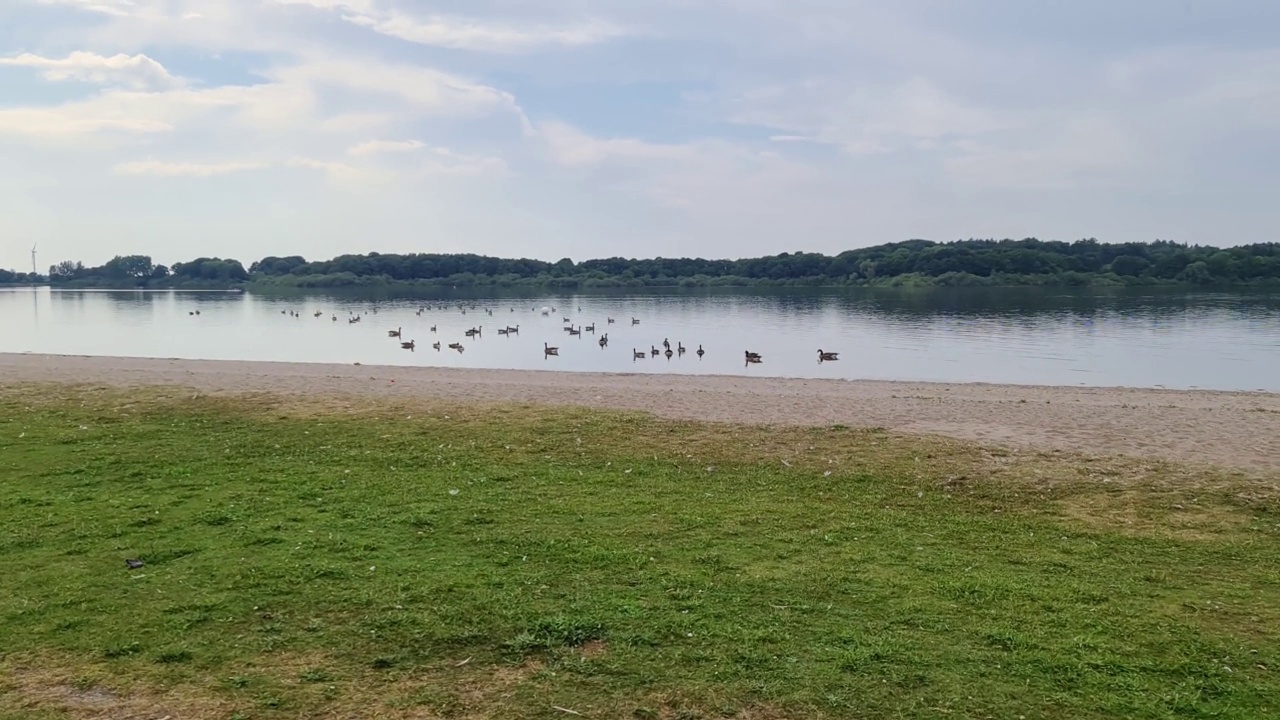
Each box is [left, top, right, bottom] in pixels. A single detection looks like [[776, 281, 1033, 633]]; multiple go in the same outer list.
[[4, 238, 1279, 289]]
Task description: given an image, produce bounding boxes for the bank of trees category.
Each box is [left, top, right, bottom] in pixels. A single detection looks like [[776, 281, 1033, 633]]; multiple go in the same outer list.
[[248, 239, 1280, 288], [17, 238, 1280, 290], [44, 256, 248, 288]]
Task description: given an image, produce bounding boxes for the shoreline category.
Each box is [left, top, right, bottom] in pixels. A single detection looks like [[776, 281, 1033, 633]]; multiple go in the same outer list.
[[3, 352, 1279, 473]]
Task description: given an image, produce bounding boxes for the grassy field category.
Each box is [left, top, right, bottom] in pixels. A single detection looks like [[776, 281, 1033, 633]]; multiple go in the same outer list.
[[1, 384, 1278, 720]]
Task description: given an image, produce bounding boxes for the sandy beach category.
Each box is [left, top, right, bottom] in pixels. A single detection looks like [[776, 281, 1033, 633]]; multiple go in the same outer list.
[[3, 352, 1278, 474]]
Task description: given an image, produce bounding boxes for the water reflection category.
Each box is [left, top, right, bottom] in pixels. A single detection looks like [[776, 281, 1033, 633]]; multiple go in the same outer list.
[[2, 286, 1278, 391]]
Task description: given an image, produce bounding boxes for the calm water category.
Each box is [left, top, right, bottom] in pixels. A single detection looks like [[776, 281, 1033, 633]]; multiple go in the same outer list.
[[2, 286, 1279, 391]]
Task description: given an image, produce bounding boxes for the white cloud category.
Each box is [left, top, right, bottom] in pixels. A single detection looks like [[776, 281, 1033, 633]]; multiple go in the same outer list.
[[417, 146, 507, 176], [274, 0, 624, 53], [0, 51, 179, 89], [285, 156, 375, 184], [36, 0, 138, 17], [539, 120, 695, 167], [3, 0, 1280, 270], [268, 56, 526, 126], [114, 160, 268, 177], [347, 139, 426, 155], [0, 81, 311, 140], [0, 104, 171, 137], [944, 116, 1141, 191], [725, 77, 1012, 155]]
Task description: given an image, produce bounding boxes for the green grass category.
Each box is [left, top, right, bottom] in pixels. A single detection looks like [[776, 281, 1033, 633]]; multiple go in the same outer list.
[[1, 384, 1278, 719]]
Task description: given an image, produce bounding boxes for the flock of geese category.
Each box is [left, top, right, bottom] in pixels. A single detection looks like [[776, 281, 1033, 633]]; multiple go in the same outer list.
[[265, 303, 840, 365]]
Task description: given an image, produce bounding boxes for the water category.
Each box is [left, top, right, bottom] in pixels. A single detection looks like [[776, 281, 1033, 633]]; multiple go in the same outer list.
[[2, 286, 1279, 391]]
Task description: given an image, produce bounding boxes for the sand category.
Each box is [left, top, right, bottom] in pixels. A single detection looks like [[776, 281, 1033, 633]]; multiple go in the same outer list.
[[3, 353, 1278, 474]]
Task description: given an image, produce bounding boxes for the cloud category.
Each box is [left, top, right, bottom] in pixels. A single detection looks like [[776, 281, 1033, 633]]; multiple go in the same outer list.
[[114, 159, 269, 177], [346, 139, 426, 155], [35, 0, 138, 17], [268, 56, 527, 127], [0, 81, 310, 140], [724, 77, 1012, 155], [0, 105, 171, 138], [274, 0, 624, 53], [539, 121, 695, 167], [0, 51, 179, 89], [4, 0, 1280, 271]]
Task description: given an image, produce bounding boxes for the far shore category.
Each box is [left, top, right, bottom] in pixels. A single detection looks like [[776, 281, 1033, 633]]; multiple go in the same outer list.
[[3, 353, 1278, 474]]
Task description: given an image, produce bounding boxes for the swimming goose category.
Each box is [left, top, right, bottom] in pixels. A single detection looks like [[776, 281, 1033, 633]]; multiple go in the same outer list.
[[544, 342, 559, 355], [388, 327, 401, 338], [818, 350, 839, 361]]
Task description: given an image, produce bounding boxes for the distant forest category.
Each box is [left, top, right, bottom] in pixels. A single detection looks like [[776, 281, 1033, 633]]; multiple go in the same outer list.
[[4, 239, 1280, 289]]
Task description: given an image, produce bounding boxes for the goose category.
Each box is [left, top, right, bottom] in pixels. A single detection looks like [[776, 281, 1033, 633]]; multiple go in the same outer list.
[[429, 325, 437, 333], [677, 342, 686, 355], [332, 315, 338, 322], [568, 326, 582, 336], [401, 340, 416, 350], [432, 341, 441, 350], [745, 350, 762, 361], [633, 348, 645, 359], [448, 342, 464, 351], [651, 345, 660, 357], [563, 317, 571, 323], [544, 342, 559, 355], [189, 311, 195, 316], [314, 311, 323, 318], [631, 317, 640, 325], [607, 317, 615, 324], [497, 328, 509, 335], [663, 338, 670, 351], [746, 355, 763, 364], [506, 325, 519, 334], [388, 327, 402, 338], [818, 350, 839, 361], [584, 323, 595, 333], [696, 344, 705, 358], [664, 347, 674, 359], [598, 334, 608, 347]]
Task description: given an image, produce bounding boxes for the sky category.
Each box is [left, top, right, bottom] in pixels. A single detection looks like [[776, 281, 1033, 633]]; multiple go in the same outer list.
[[2, 1, 1278, 270]]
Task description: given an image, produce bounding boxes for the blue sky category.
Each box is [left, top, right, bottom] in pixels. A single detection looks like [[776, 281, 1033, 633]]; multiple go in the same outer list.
[[1, 0, 1277, 269]]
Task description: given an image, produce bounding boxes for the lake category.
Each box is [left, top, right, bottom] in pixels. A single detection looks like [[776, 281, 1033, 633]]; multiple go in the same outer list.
[[2, 286, 1279, 391]]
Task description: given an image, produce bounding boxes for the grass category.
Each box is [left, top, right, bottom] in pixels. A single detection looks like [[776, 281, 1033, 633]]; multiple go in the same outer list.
[[1, 383, 1278, 719]]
